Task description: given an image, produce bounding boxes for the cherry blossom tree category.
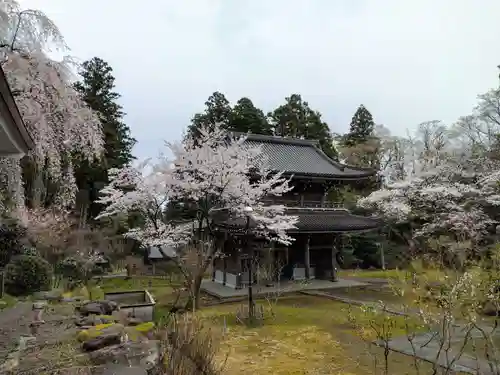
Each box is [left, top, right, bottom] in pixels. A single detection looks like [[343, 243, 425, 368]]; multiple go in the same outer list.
[[449, 88, 500, 155], [359, 137, 500, 266], [97, 125, 298, 308], [0, 0, 104, 213]]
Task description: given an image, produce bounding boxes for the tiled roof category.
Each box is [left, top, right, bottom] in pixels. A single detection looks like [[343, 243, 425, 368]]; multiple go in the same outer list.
[[237, 133, 375, 179], [212, 209, 381, 233], [289, 210, 381, 233], [148, 246, 177, 259]]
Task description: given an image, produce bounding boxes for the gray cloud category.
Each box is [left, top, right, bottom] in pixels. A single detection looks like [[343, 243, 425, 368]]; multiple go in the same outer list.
[[18, 0, 500, 159]]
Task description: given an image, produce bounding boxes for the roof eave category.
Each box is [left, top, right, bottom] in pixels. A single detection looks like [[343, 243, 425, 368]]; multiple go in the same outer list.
[[309, 143, 377, 179], [0, 65, 34, 154], [287, 227, 379, 234], [281, 171, 376, 181]]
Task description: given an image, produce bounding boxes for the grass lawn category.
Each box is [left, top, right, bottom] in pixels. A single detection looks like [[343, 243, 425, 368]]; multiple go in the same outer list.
[[196, 295, 433, 375], [87, 276, 182, 303], [0, 294, 17, 309], [339, 268, 450, 284], [325, 285, 407, 306], [460, 333, 500, 361]]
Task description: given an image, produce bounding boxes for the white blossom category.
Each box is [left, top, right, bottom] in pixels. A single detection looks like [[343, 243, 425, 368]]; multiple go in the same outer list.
[[97, 124, 298, 249], [0, 2, 104, 211]]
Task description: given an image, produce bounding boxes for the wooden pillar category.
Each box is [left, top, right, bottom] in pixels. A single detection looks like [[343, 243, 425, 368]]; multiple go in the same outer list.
[[211, 257, 216, 281], [331, 235, 340, 282], [266, 243, 274, 283], [236, 252, 243, 289], [304, 235, 311, 280], [222, 256, 227, 286]]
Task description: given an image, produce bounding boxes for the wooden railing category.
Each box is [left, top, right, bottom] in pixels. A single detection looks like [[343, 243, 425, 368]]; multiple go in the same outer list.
[[261, 198, 347, 210]]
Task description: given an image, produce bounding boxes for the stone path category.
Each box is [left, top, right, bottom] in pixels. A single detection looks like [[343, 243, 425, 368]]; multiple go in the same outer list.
[[382, 328, 500, 375], [307, 278, 500, 374]]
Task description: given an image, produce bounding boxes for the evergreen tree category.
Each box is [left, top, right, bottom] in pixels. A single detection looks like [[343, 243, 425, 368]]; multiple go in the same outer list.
[[230, 97, 272, 135], [186, 92, 233, 140], [340, 105, 382, 267], [268, 94, 337, 159], [344, 104, 375, 146], [73, 57, 136, 219]]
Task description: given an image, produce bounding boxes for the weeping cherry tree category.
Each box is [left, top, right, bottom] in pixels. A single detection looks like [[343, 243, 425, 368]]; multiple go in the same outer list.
[[0, 0, 104, 212]]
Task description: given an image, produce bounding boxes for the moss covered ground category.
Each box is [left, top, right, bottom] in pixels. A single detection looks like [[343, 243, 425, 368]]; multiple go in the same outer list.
[[195, 295, 433, 375]]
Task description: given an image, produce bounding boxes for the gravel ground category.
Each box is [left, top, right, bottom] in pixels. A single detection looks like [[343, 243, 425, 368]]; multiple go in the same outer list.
[[0, 300, 78, 363]]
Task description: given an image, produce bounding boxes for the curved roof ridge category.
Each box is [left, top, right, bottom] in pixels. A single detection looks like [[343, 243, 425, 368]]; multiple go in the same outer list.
[[231, 132, 320, 147], [230, 131, 376, 179], [309, 141, 376, 174]]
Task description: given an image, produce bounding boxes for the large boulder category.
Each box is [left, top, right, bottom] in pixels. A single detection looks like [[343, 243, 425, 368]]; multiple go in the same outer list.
[[88, 340, 160, 370], [82, 333, 123, 352]]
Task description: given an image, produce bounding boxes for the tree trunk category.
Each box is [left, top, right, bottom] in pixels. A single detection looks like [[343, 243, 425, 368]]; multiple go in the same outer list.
[[191, 274, 203, 310]]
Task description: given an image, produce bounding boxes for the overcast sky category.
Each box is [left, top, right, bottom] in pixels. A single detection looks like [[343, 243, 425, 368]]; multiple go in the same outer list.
[[17, 0, 500, 159]]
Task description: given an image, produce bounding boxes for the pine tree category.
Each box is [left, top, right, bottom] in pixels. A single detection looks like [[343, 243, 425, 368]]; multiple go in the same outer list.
[[268, 94, 337, 159], [230, 97, 272, 135], [186, 92, 233, 140], [73, 57, 136, 219], [344, 104, 375, 146]]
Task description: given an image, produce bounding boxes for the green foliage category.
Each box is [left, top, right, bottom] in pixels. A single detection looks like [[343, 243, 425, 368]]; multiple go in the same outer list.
[[0, 218, 28, 268], [340, 104, 381, 173], [73, 57, 136, 220], [344, 104, 375, 146], [186, 91, 233, 140], [268, 94, 338, 159], [57, 256, 106, 287], [231, 97, 272, 135], [185, 92, 338, 160], [5, 255, 53, 296]]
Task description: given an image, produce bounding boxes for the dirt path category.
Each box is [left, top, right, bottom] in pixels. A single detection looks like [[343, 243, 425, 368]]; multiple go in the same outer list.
[[0, 301, 33, 359], [0, 300, 78, 363]]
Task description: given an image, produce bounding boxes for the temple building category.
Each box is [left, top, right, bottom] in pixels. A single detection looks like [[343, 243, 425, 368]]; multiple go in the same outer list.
[[209, 133, 381, 290]]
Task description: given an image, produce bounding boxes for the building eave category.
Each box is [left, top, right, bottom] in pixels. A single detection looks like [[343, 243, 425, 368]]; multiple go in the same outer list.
[[211, 207, 382, 234], [0, 65, 34, 156]]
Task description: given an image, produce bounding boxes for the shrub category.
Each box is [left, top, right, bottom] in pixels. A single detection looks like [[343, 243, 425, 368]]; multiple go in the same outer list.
[[0, 219, 28, 268], [5, 255, 53, 296], [156, 315, 222, 375]]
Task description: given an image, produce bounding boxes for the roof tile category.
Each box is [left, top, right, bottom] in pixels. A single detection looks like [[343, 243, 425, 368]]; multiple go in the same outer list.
[[240, 134, 374, 179]]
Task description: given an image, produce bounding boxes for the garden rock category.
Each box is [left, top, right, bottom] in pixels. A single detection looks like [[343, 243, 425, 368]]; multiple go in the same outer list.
[[77, 300, 118, 316], [82, 332, 123, 351], [75, 314, 117, 326], [33, 290, 62, 301], [88, 340, 160, 369], [78, 323, 125, 342], [127, 317, 142, 326], [482, 301, 499, 316]]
